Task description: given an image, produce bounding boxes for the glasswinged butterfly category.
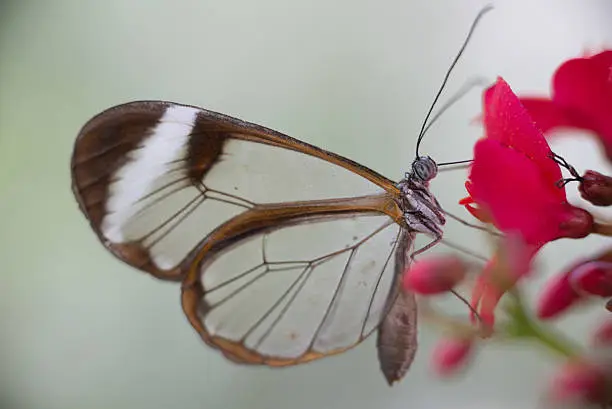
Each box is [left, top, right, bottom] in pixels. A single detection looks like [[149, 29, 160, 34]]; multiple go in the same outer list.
[[70, 6, 491, 385]]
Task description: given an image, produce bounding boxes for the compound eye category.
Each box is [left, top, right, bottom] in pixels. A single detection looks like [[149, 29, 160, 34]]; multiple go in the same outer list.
[[412, 156, 437, 181]]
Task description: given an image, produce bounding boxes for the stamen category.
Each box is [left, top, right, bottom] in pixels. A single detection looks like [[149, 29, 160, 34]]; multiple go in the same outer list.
[[550, 152, 583, 188]]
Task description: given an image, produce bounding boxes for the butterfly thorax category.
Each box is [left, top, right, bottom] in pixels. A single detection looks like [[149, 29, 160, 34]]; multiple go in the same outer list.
[[397, 156, 445, 237]]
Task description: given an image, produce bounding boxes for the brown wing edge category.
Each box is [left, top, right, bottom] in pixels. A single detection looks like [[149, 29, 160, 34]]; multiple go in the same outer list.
[[70, 101, 185, 280], [376, 229, 418, 386], [181, 192, 406, 365], [70, 100, 401, 282]]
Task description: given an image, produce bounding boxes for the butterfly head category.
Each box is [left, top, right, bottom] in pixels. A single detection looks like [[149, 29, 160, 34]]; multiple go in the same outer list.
[[411, 156, 438, 182]]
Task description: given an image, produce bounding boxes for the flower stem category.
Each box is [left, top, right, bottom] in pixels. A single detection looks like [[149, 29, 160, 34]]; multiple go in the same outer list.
[[593, 221, 612, 237], [527, 320, 580, 358], [504, 290, 582, 358]]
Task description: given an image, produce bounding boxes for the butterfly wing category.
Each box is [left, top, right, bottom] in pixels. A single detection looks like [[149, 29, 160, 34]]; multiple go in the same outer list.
[[71, 101, 403, 280], [376, 229, 418, 385], [71, 100, 412, 365], [182, 208, 406, 365]]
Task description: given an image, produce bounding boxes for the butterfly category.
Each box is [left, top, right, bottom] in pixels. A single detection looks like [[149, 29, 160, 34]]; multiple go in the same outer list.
[[70, 6, 491, 386]]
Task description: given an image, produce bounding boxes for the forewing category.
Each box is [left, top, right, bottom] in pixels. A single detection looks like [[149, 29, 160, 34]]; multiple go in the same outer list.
[[71, 101, 401, 280], [376, 229, 418, 385], [182, 209, 407, 365]]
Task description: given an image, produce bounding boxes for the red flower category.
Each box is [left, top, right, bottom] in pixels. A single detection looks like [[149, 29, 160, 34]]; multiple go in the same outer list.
[[461, 77, 593, 248], [460, 77, 593, 326], [519, 50, 612, 161]]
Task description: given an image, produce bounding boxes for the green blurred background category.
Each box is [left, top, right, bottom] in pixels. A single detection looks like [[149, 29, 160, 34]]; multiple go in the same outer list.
[[1, 1, 612, 408]]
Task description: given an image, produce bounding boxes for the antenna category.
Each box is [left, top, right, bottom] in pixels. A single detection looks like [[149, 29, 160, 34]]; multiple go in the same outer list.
[[421, 76, 488, 137], [415, 4, 493, 157]]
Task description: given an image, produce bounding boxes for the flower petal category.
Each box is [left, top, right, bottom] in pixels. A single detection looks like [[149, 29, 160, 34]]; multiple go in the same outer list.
[[469, 139, 564, 246], [473, 235, 537, 326], [552, 51, 612, 124], [519, 97, 581, 133], [458, 198, 493, 223], [483, 78, 564, 198], [533, 50, 612, 161]]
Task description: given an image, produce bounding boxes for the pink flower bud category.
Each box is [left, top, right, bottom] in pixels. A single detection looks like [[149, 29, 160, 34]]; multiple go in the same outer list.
[[579, 170, 612, 207], [592, 318, 612, 345], [536, 271, 581, 319], [431, 337, 474, 377], [402, 255, 468, 295], [570, 261, 612, 297], [538, 260, 612, 319], [549, 361, 609, 405]]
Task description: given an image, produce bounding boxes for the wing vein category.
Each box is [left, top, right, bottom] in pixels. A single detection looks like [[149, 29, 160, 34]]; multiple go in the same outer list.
[[252, 264, 315, 349], [360, 227, 402, 338], [208, 266, 272, 311], [306, 247, 357, 351], [142, 195, 205, 247], [241, 265, 313, 344], [206, 187, 257, 207], [72, 139, 139, 166], [206, 263, 266, 294], [135, 176, 191, 206]]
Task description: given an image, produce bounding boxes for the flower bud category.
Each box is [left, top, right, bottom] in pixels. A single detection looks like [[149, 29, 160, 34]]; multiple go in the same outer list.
[[402, 255, 468, 295], [549, 360, 609, 405], [538, 261, 612, 319], [592, 318, 612, 345], [536, 271, 581, 319], [569, 261, 612, 297], [579, 170, 612, 206], [431, 337, 474, 377]]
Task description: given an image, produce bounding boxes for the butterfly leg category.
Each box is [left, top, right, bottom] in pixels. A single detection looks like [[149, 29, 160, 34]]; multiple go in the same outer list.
[[408, 233, 442, 264], [441, 209, 501, 236], [403, 209, 444, 263]]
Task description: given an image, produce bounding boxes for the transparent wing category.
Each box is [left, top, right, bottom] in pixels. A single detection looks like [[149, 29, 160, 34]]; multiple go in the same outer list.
[[72, 100, 411, 364], [71, 101, 401, 280], [182, 212, 404, 364]]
